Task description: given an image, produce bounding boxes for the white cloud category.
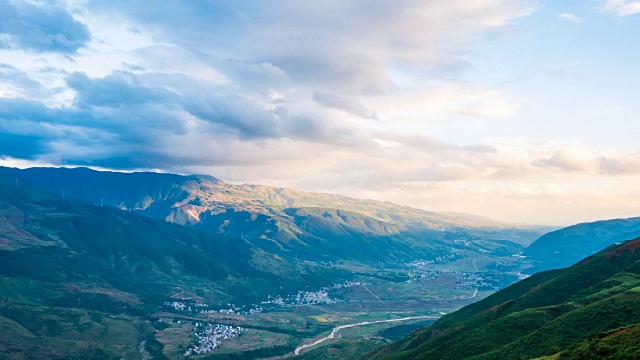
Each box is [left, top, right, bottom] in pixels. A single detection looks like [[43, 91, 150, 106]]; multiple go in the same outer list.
[[600, 0, 640, 16], [0, 0, 536, 170], [3, 1, 640, 224], [558, 13, 583, 23], [533, 146, 640, 175], [85, 1, 536, 95], [371, 82, 518, 122]]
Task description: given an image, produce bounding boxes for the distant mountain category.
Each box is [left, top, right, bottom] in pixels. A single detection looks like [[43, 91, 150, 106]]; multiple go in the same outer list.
[[0, 175, 346, 359], [0, 176, 322, 302], [0, 166, 548, 265], [366, 237, 640, 360], [524, 216, 640, 273]]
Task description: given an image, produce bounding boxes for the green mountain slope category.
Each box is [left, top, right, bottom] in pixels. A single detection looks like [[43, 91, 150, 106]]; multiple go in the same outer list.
[[0, 176, 346, 359], [524, 217, 640, 273], [298, 339, 390, 360], [0, 166, 548, 266], [549, 324, 640, 359], [366, 237, 640, 360]]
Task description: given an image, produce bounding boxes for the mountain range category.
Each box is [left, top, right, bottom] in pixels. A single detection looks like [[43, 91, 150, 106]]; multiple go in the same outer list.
[[0, 166, 548, 266], [0, 175, 355, 358], [1, 166, 640, 359]]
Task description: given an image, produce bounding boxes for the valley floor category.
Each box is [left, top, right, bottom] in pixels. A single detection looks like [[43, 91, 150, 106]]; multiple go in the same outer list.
[[151, 259, 516, 359]]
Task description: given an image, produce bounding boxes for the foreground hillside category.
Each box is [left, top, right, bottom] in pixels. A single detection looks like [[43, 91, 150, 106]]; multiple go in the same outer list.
[[366, 237, 640, 360]]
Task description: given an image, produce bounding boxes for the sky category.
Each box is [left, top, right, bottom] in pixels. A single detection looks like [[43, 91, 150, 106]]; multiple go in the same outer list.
[[0, 0, 639, 225]]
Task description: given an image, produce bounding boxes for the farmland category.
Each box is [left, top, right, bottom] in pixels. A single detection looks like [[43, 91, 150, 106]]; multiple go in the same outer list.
[[152, 257, 517, 359]]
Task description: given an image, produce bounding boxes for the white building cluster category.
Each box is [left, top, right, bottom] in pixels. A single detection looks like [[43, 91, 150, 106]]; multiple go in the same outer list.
[[184, 323, 244, 356], [408, 269, 440, 280], [166, 281, 366, 318], [165, 300, 266, 315], [262, 281, 364, 306], [454, 272, 499, 290], [164, 301, 190, 311]]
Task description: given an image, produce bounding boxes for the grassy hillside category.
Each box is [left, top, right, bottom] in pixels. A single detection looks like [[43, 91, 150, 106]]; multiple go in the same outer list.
[[550, 324, 640, 359], [0, 176, 349, 359], [366, 237, 640, 360], [298, 339, 390, 360], [0, 176, 339, 303]]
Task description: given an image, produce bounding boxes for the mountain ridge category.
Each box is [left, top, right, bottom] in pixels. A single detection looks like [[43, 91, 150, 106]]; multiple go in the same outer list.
[[0, 166, 548, 265], [0, 166, 534, 229]]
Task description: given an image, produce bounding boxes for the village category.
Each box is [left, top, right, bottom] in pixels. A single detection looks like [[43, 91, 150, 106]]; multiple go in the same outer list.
[[160, 265, 513, 357], [184, 323, 244, 356], [406, 256, 509, 291], [164, 280, 365, 316]]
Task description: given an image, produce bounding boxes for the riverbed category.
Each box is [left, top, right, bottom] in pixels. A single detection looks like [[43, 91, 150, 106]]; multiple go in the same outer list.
[[294, 315, 440, 355]]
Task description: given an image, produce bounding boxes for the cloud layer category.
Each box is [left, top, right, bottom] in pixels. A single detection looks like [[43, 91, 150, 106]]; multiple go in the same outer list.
[[0, 0, 536, 167], [0, 0, 90, 53], [600, 0, 640, 16], [0, 0, 639, 225]]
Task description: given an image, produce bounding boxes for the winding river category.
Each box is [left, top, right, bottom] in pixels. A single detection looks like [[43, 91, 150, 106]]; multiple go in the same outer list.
[[294, 315, 440, 355]]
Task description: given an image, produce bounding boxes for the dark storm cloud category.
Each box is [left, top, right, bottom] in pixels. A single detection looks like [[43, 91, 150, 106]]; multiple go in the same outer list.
[[0, 97, 72, 160], [0, 0, 90, 53], [0, 71, 185, 169], [0, 132, 47, 159]]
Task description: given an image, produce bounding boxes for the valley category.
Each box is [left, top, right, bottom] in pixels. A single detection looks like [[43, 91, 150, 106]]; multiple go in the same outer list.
[[293, 315, 440, 355], [0, 3, 636, 359], [150, 260, 509, 358], [0, 167, 546, 359], [367, 237, 640, 359], [1, 167, 638, 359]]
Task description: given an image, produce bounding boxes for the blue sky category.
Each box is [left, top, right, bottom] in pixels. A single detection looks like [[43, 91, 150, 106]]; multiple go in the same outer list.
[[0, 0, 639, 225]]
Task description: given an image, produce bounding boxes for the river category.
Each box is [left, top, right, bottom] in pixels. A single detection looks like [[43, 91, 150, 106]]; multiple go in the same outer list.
[[294, 315, 440, 355]]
